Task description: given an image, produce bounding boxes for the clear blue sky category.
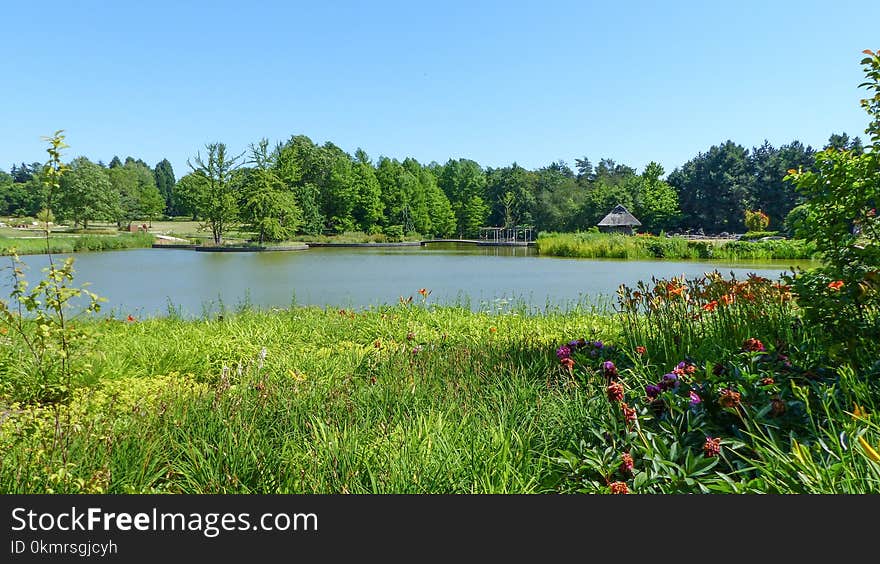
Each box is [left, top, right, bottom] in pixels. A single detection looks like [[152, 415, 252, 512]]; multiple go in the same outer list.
[[2, 0, 878, 177]]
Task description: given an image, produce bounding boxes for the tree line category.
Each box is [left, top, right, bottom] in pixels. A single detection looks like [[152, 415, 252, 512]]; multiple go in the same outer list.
[[0, 131, 865, 240]]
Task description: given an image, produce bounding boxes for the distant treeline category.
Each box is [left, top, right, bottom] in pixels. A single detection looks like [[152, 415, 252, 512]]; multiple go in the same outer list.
[[0, 132, 865, 239]]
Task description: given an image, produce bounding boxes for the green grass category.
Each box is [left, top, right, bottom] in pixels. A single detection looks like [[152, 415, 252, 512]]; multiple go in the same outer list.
[[0, 232, 155, 255], [0, 304, 616, 493], [1, 281, 876, 494], [536, 231, 818, 260]]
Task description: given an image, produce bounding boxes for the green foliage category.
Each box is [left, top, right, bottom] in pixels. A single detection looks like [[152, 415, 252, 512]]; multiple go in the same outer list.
[[784, 51, 880, 359], [188, 142, 243, 244], [153, 159, 176, 214], [57, 157, 120, 228], [240, 139, 301, 243], [536, 232, 816, 260]]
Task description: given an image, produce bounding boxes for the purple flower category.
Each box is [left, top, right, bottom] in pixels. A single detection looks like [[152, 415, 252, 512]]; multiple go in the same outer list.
[[645, 384, 662, 399], [689, 391, 702, 406], [660, 373, 679, 390], [677, 361, 687, 370], [603, 360, 618, 379], [568, 339, 583, 350], [593, 340, 604, 349], [556, 346, 571, 360]]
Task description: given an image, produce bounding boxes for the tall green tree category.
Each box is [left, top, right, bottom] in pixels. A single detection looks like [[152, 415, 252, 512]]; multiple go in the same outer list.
[[188, 142, 243, 244], [351, 149, 384, 231], [153, 159, 176, 214], [240, 139, 301, 243], [172, 172, 207, 220], [274, 135, 324, 235], [57, 157, 120, 228], [634, 161, 680, 232]]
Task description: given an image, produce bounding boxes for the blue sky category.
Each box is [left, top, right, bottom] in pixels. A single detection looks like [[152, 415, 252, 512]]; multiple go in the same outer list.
[[2, 0, 878, 177]]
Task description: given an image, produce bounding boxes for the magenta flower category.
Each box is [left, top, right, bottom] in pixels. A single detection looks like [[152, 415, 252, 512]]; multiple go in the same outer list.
[[689, 391, 702, 406]]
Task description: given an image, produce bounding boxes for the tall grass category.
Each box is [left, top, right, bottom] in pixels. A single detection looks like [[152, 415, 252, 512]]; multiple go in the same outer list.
[[537, 232, 817, 260], [0, 233, 154, 255], [0, 304, 617, 493]]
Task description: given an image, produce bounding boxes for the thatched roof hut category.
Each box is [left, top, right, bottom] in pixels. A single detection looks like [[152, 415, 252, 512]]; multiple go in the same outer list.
[[597, 204, 642, 234]]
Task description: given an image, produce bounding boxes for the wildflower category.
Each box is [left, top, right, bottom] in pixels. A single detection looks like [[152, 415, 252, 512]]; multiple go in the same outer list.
[[418, 288, 431, 298], [620, 402, 637, 423], [703, 436, 722, 457], [411, 345, 423, 355], [619, 453, 635, 474], [702, 300, 718, 312], [742, 338, 765, 352], [852, 404, 867, 419], [556, 346, 571, 360], [592, 340, 604, 349], [760, 377, 775, 386], [719, 388, 742, 409], [561, 357, 575, 370], [720, 294, 735, 306], [666, 282, 685, 297], [689, 391, 702, 406], [660, 373, 679, 391], [603, 360, 618, 379], [406, 332, 415, 341], [673, 361, 696, 377], [568, 338, 586, 350], [645, 384, 662, 399], [126, 315, 136, 322], [609, 481, 629, 494], [635, 346, 647, 355], [828, 280, 844, 291], [399, 295, 413, 305], [606, 381, 624, 403], [489, 326, 497, 334], [771, 397, 786, 417]]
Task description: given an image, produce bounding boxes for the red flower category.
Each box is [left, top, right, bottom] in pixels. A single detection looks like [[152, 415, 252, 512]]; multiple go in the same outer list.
[[719, 388, 742, 409], [126, 315, 136, 322], [619, 453, 634, 474], [620, 402, 637, 423], [606, 381, 625, 403], [702, 300, 718, 312], [828, 280, 844, 291], [560, 357, 575, 370], [703, 436, 722, 457], [742, 338, 765, 352], [635, 346, 647, 355], [720, 294, 735, 306], [609, 481, 629, 494]]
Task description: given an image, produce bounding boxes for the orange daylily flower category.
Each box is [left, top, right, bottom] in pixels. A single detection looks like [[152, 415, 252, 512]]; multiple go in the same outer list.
[[828, 280, 844, 291], [702, 300, 718, 312]]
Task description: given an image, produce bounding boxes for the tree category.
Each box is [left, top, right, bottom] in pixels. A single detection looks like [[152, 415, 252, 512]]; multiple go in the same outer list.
[[188, 143, 243, 245], [634, 161, 680, 232], [667, 141, 752, 232], [461, 195, 490, 237], [274, 135, 325, 235], [154, 159, 176, 214], [437, 159, 486, 236], [351, 149, 384, 231], [240, 139, 301, 243], [172, 172, 207, 220], [108, 160, 164, 228], [784, 50, 880, 354], [108, 156, 122, 169], [57, 157, 120, 228]]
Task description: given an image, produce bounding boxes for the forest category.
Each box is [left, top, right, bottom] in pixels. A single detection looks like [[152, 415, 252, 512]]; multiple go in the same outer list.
[[0, 131, 866, 242]]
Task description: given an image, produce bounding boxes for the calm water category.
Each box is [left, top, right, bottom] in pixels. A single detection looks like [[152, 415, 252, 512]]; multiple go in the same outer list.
[[5, 244, 813, 316]]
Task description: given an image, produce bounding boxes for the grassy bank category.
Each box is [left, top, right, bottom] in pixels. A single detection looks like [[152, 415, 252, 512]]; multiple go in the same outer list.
[[0, 232, 154, 255], [537, 231, 817, 260], [1, 283, 877, 493]]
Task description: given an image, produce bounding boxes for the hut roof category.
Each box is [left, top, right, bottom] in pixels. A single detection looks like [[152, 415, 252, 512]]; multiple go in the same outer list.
[[597, 204, 642, 227]]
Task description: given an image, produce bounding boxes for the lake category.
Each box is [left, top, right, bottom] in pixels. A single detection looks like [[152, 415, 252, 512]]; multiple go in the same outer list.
[[4, 244, 813, 316]]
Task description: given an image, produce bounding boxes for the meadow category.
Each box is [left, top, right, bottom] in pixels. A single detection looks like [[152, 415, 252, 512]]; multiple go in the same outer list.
[[1, 275, 877, 494]]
